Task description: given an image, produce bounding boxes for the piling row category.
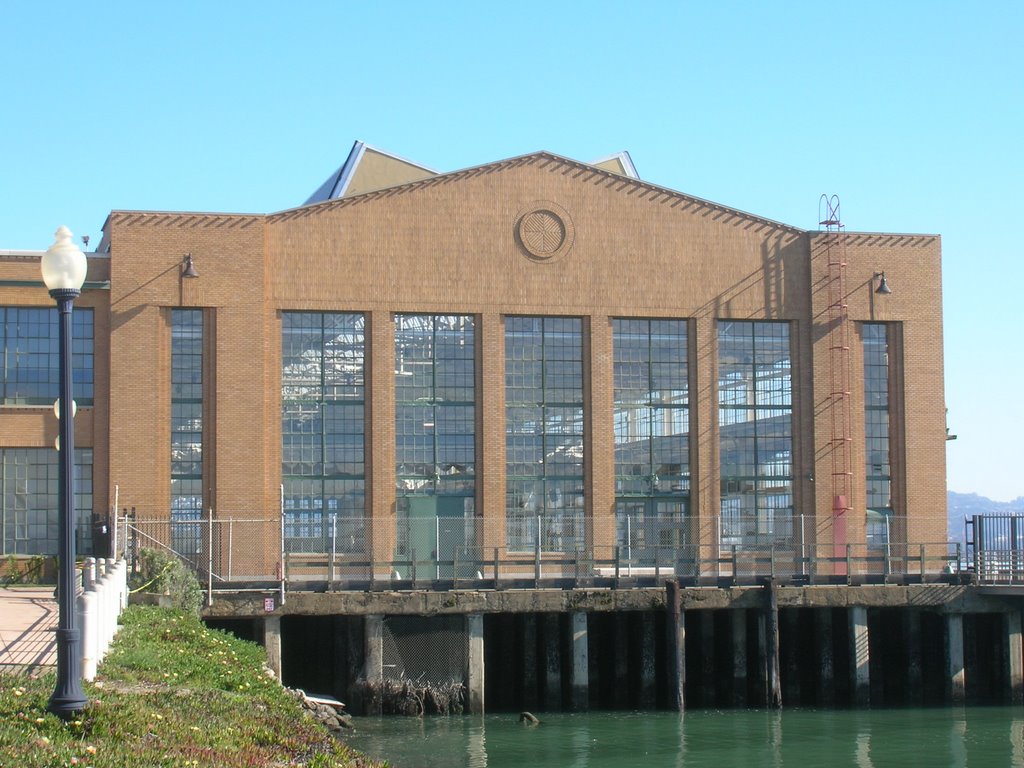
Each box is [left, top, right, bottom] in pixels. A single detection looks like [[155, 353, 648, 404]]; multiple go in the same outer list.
[[210, 582, 1024, 715]]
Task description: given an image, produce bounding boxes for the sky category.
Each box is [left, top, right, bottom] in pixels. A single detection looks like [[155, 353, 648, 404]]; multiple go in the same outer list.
[[2, 1, 1021, 500]]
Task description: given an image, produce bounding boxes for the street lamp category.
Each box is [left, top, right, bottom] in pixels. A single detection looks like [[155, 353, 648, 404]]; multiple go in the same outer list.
[[41, 225, 88, 718]]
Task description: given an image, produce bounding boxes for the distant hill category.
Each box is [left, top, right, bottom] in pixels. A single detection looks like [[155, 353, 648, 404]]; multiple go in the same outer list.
[[948, 491, 1024, 547]]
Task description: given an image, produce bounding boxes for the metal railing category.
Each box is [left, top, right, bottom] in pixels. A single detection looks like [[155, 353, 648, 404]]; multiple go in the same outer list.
[[967, 515, 1024, 584], [113, 509, 962, 603]]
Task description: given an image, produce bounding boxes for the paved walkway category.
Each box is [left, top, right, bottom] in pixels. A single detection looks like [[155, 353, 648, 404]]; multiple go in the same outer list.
[[0, 587, 57, 670]]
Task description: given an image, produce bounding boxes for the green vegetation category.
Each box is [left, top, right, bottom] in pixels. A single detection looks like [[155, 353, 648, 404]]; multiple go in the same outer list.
[[0, 606, 385, 767], [2, 554, 51, 585], [129, 548, 205, 614]]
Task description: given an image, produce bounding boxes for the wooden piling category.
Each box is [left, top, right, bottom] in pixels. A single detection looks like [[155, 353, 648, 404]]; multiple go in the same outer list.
[[640, 612, 656, 709], [815, 609, 834, 707], [849, 606, 870, 707], [665, 580, 685, 711], [467, 613, 485, 714], [905, 610, 923, 706], [700, 611, 716, 707], [765, 579, 782, 708], [945, 613, 965, 704], [732, 608, 747, 707], [1007, 611, 1023, 705], [614, 613, 629, 708], [521, 614, 538, 710], [544, 613, 562, 710], [570, 612, 589, 711]]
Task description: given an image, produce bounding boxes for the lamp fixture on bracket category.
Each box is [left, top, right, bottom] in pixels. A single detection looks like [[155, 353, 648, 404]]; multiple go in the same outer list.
[[873, 271, 891, 295], [182, 253, 199, 279]]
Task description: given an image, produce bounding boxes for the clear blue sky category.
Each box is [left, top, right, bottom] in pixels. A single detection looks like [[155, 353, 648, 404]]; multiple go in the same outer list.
[[3, 2, 1021, 500]]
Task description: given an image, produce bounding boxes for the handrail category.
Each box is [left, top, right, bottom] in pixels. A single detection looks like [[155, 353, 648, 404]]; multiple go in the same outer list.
[[118, 512, 967, 595]]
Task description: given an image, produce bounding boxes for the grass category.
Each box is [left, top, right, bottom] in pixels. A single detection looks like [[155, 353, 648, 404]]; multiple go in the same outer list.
[[0, 606, 387, 768]]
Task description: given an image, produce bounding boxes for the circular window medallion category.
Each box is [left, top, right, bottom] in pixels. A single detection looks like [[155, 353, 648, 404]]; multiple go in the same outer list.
[[515, 202, 575, 262], [521, 210, 564, 254]]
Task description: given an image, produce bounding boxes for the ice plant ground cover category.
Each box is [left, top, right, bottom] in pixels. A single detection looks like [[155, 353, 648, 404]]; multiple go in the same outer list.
[[0, 606, 384, 768]]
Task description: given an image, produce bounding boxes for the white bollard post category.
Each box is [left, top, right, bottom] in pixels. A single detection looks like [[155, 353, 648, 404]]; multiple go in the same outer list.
[[84, 557, 96, 591], [117, 559, 128, 611], [105, 566, 117, 651], [97, 571, 111, 658], [79, 589, 98, 681]]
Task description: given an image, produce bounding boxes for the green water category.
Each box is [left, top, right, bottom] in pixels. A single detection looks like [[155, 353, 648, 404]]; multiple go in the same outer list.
[[345, 708, 1024, 768]]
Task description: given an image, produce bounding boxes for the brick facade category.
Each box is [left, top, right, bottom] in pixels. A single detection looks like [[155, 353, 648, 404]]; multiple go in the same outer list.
[[0, 150, 947, 564]]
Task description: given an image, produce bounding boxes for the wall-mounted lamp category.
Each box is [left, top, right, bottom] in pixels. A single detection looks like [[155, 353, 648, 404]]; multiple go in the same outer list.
[[182, 253, 199, 279], [873, 271, 892, 295]]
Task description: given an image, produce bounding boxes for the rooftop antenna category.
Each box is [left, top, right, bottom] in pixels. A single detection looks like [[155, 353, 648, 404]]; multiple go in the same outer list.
[[818, 194, 841, 230]]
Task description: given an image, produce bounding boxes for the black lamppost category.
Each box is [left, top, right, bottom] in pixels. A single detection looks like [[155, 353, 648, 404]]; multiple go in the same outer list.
[[42, 226, 88, 718]]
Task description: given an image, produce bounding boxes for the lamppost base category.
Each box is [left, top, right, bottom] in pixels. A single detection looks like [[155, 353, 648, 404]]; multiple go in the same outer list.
[[46, 694, 88, 720], [47, 627, 87, 719]]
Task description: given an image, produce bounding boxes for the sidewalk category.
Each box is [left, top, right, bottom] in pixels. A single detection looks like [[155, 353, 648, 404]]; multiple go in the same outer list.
[[0, 587, 57, 670]]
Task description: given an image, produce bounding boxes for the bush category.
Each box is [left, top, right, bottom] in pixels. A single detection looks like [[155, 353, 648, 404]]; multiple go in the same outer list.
[[129, 548, 204, 613], [2, 554, 51, 585]]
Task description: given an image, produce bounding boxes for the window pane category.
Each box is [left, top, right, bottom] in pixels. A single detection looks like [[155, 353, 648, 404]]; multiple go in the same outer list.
[[718, 321, 793, 549], [282, 313, 366, 533], [506, 317, 584, 552], [864, 323, 892, 527], [2, 448, 93, 556], [1, 307, 94, 405], [394, 315, 475, 498], [613, 319, 690, 536], [171, 310, 203, 528]]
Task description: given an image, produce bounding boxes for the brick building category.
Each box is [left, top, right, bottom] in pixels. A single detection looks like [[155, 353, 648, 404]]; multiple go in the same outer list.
[[0, 142, 947, 578]]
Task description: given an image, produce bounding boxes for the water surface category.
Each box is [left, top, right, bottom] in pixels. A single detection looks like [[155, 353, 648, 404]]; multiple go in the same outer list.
[[345, 707, 1024, 768]]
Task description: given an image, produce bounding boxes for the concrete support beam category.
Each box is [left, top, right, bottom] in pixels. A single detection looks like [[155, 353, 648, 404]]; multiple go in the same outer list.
[[945, 613, 965, 704], [570, 612, 589, 711], [467, 613, 485, 715], [849, 606, 870, 707], [364, 614, 384, 715], [544, 613, 562, 710], [732, 608, 747, 707], [815, 609, 834, 707], [1007, 611, 1023, 705], [263, 615, 282, 680], [640, 611, 656, 709], [364, 615, 384, 680]]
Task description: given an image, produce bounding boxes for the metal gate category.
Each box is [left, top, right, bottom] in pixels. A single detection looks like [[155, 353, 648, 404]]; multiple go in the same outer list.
[[968, 515, 1024, 583]]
